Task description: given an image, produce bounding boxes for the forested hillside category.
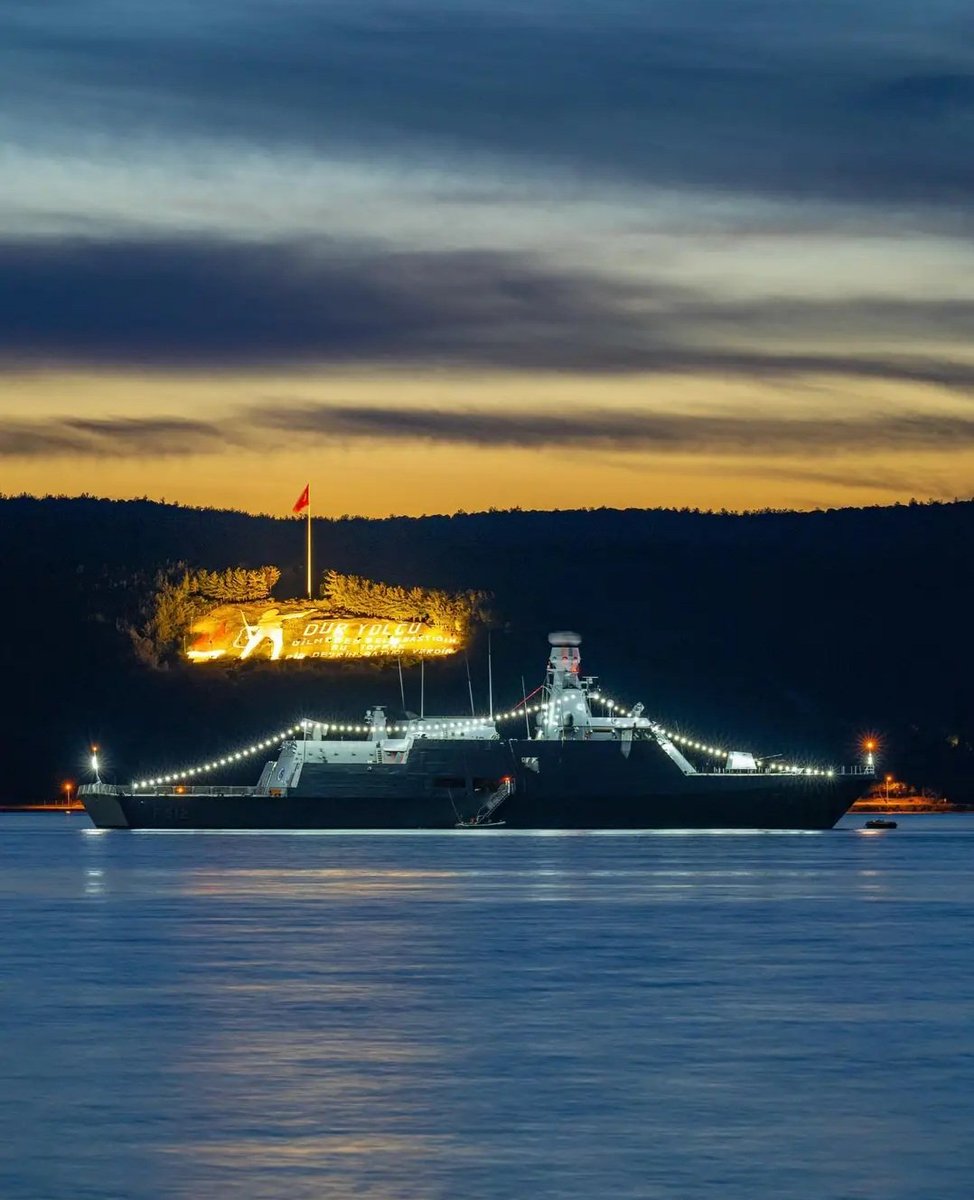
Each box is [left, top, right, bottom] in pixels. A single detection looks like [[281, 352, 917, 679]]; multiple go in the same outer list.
[[1, 495, 972, 803]]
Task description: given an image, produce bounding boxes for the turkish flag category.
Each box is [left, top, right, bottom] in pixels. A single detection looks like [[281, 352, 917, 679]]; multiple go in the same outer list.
[[293, 484, 310, 514]]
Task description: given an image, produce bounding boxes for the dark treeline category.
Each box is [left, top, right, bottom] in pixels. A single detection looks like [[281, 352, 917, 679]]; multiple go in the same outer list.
[[1, 493, 972, 803]]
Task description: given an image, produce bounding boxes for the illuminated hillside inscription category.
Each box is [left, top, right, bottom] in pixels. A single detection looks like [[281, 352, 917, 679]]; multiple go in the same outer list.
[[186, 602, 461, 663]]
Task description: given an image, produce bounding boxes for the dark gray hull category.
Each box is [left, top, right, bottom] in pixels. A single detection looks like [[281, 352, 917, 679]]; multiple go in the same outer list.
[[82, 737, 867, 831]]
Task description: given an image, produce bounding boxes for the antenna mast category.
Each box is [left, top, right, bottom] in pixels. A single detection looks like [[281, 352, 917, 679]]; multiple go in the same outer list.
[[487, 630, 494, 718]]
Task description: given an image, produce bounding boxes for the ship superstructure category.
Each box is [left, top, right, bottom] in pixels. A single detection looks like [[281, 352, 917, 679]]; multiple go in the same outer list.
[[80, 632, 872, 830]]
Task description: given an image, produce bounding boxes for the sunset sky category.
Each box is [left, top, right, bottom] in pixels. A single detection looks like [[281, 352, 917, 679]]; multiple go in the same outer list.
[[3, 0, 973, 516]]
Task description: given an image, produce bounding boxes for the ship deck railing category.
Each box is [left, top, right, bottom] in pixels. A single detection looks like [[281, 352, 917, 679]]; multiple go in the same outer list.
[[79, 783, 258, 797], [700, 765, 874, 776]]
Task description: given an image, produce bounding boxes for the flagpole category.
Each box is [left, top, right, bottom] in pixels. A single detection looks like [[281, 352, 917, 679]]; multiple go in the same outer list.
[[306, 484, 312, 600]]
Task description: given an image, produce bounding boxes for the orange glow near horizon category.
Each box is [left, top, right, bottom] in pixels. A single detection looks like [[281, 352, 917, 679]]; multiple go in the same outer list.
[[1, 369, 973, 517]]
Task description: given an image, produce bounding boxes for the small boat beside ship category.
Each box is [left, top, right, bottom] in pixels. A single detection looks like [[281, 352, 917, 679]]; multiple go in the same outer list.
[[80, 632, 872, 831]]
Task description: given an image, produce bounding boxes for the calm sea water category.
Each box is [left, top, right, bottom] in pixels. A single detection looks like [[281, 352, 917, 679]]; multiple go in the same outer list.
[[1, 812, 972, 1200]]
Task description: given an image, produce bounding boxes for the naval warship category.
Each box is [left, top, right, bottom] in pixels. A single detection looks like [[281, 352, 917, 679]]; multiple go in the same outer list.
[[80, 632, 871, 830]]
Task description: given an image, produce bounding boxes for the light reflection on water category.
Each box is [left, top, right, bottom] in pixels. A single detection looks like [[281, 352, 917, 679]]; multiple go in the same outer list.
[[1, 812, 973, 1199]]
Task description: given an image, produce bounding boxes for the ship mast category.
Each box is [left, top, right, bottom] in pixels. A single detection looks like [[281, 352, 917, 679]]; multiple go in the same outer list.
[[542, 631, 595, 738]]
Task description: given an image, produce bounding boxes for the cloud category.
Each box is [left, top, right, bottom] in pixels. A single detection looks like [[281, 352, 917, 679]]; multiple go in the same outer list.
[[730, 463, 969, 500], [249, 403, 974, 456], [5, 399, 974, 461], [3, 1, 974, 212], [3, 235, 974, 387], [0, 415, 226, 459]]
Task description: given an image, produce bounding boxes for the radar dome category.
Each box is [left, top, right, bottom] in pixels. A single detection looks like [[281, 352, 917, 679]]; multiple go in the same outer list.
[[548, 630, 582, 646]]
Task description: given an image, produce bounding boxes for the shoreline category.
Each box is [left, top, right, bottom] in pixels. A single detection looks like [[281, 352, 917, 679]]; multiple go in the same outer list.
[[0, 804, 86, 813], [851, 800, 973, 814], [3, 801, 973, 816]]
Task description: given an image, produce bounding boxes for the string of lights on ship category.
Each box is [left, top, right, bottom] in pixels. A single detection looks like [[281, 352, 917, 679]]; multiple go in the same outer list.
[[130, 692, 840, 788]]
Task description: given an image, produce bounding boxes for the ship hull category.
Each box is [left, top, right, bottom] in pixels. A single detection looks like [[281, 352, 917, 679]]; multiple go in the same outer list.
[[82, 790, 476, 831], [82, 737, 867, 831]]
